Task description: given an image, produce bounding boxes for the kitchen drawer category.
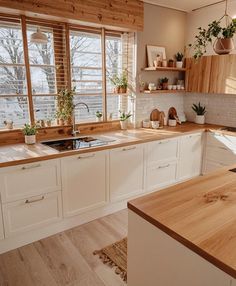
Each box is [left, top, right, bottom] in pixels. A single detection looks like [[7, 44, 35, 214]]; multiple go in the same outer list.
[[205, 146, 236, 166], [146, 138, 178, 166], [0, 159, 61, 203], [3, 191, 62, 238], [146, 162, 177, 192]]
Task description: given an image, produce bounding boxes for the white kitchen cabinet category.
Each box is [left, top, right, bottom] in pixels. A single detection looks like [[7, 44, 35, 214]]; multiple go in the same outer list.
[[0, 204, 4, 240], [61, 151, 107, 217], [178, 132, 203, 181], [0, 159, 61, 203], [3, 191, 62, 238], [109, 144, 144, 201]]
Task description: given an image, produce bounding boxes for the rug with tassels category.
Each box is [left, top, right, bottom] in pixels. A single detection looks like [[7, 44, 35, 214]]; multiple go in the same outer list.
[[93, 237, 127, 282]]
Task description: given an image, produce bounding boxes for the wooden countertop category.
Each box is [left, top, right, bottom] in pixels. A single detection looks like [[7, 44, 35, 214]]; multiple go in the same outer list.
[[128, 166, 236, 279], [0, 122, 224, 168]]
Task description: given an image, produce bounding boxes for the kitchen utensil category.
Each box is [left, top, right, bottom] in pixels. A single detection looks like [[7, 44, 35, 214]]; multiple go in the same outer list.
[[150, 109, 160, 121]]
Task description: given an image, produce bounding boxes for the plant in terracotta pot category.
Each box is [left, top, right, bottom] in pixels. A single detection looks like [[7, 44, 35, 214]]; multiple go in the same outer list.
[[119, 110, 132, 130], [95, 111, 103, 122], [109, 74, 121, 94], [109, 70, 128, 94], [119, 71, 128, 93], [160, 77, 169, 90], [57, 88, 75, 125], [189, 16, 236, 59], [192, 102, 206, 124], [22, 124, 37, 145], [175, 52, 184, 68]]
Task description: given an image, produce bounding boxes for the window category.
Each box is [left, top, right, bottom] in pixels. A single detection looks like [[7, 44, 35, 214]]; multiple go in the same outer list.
[[0, 18, 29, 128]]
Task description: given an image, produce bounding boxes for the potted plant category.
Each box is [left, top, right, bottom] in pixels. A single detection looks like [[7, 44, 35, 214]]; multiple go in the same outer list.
[[160, 77, 169, 90], [22, 124, 37, 145], [175, 52, 184, 68], [119, 110, 132, 130], [95, 111, 103, 122], [192, 102, 206, 124], [168, 59, 174, 67], [109, 74, 121, 93], [119, 71, 128, 93], [189, 17, 236, 58], [57, 88, 75, 125]]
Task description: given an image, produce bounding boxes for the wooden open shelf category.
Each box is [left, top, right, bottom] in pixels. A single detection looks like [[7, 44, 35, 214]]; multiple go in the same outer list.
[[141, 67, 186, 72], [143, 89, 186, 94]]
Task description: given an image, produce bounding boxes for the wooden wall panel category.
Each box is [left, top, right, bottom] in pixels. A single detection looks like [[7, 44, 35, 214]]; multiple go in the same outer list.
[[186, 56, 212, 93], [0, 0, 144, 31]]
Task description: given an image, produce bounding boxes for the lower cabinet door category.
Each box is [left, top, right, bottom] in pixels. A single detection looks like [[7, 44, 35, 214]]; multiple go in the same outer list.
[[3, 191, 62, 238], [61, 151, 107, 217], [146, 162, 177, 192], [0, 204, 4, 240], [109, 145, 144, 201], [204, 160, 226, 174]]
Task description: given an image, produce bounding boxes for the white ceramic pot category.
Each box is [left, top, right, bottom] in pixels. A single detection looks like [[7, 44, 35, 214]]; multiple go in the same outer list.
[[151, 121, 160, 129], [96, 117, 102, 122], [120, 120, 128, 130], [168, 119, 177, 127], [142, 120, 150, 128], [176, 61, 183, 68], [25, 135, 36, 145], [195, 115, 205, 125]]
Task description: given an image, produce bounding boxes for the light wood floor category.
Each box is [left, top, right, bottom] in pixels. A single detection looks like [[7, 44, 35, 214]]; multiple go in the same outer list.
[[0, 209, 128, 286]]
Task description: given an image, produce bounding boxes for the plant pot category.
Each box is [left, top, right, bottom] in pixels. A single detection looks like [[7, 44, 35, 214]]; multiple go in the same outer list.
[[214, 38, 234, 55], [162, 82, 168, 90], [114, 87, 120, 94], [168, 61, 174, 67], [195, 115, 205, 125], [96, 117, 102, 122], [168, 119, 177, 127], [46, 121, 52, 127], [25, 135, 36, 145], [120, 120, 128, 130], [176, 61, 183, 68], [119, 87, 127, 94], [58, 118, 65, 126]]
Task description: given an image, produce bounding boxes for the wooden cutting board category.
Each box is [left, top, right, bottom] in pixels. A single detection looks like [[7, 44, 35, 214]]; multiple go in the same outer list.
[[150, 109, 160, 121]]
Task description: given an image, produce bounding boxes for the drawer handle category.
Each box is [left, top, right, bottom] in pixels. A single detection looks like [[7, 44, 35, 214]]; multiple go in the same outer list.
[[158, 140, 170, 144], [122, 146, 136, 151], [218, 146, 228, 150], [25, 196, 45, 204], [158, 164, 170, 169], [77, 154, 95, 159], [21, 164, 41, 170]]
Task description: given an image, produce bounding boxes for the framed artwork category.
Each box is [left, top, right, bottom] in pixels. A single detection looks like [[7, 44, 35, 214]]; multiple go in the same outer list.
[[147, 45, 166, 67]]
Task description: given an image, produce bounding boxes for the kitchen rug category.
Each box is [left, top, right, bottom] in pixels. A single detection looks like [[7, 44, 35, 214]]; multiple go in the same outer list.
[[93, 237, 127, 282]]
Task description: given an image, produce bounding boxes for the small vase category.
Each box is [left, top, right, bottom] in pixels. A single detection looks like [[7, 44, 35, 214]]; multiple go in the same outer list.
[[195, 115, 205, 125], [176, 61, 183, 68], [96, 117, 102, 122], [25, 135, 36, 145], [120, 120, 128, 130]]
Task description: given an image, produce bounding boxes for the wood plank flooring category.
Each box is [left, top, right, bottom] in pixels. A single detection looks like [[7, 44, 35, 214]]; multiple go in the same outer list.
[[0, 209, 128, 286]]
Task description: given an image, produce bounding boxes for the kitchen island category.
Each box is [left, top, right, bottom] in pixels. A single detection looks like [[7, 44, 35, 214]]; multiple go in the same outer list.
[[128, 166, 236, 286]]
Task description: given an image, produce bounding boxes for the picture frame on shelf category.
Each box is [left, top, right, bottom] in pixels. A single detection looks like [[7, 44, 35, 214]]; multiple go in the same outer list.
[[147, 45, 166, 67]]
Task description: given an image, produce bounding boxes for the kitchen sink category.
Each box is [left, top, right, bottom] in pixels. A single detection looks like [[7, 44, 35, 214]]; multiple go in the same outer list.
[[221, 126, 236, 132], [41, 136, 108, 152]]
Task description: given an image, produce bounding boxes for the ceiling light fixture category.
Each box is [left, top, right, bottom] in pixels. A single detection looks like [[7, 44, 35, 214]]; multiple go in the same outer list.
[[30, 27, 48, 44]]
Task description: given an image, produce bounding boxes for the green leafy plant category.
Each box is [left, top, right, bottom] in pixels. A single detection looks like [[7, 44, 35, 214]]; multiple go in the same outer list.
[[175, 52, 184, 61], [192, 102, 206, 116], [22, 124, 37, 136], [189, 18, 236, 59], [57, 87, 76, 120], [160, 77, 169, 84], [119, 110, 132, 121], [95, 111, 103, 118], [109, 70, 128, 89]]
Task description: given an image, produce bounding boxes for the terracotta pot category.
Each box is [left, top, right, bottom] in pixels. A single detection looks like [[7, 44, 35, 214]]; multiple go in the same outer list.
[[162, 82, 168, 90], [114, 87, 120, 94], [119, 87, 127, 94], [58, 118, 65, 126], [214, 38, 234, 55]]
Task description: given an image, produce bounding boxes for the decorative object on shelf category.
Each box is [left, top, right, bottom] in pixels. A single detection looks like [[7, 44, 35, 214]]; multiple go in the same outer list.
[[119, 110, 132, 130], [57, 88, 75, 126], [168, 107, 181, 126], [147, 45, 166, 67], [150, 109, 160, 121], [168, 59, 175, 67], [46, 119, 52, 127], [95, 111, 103, 122], [192, 102, 206, 124], [162, 60, 167, 67], [3, 120, 13, 130], [22, 124, 37, 145], [151, 121, 160, 129], [154, 54, 162, 67], [189, 0, 236, 58], [142, 119, 150, 128], [160, 77, 169, 90], [175, 52, 184, 68], [148, 83, 157, 91], [159, 111, 165, 128], [109, 70, 128, 94]]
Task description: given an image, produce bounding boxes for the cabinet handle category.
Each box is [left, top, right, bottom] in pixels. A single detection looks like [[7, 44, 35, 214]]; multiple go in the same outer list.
[[25, 196, 45, 204], [122, 146, 136, 151], [218, 146, 228, 150], [158, 140, 170, 144], [157, 164, 170, 169], [21, 164, 41, 170], [77, 154, 95, 159]]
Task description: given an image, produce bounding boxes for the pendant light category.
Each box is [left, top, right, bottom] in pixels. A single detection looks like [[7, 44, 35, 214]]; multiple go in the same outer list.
[[30, 27, 48, 44]]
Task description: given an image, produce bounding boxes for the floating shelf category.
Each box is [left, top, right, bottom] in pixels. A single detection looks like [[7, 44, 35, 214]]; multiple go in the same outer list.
[[141, 67, 186, 72], [143, 89, 186, 94]]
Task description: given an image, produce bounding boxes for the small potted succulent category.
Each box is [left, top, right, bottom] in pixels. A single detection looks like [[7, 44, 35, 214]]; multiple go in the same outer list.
[[22, 124, 37, 145], [160, 77, 169, 90], [192, 102, 206, 124], [119, 110, 132, 130], [175, 52, 184, 68], [95, 111, 103, 122]]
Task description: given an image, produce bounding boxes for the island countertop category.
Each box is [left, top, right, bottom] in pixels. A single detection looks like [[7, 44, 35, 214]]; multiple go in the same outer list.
[[0, 122, 227, 168], [128, 166, 236, 279]]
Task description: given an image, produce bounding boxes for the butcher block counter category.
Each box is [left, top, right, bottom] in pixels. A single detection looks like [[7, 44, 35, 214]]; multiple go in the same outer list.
[[0, 122, 224, 168], [128, 166, 236, 286]]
